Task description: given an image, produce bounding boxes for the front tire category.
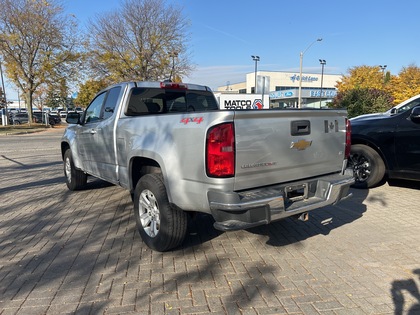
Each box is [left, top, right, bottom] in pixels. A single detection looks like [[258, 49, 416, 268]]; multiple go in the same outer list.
[[64, 149, 87, 191], [134, 174, 187, 252], [349, 144, 386, 188]]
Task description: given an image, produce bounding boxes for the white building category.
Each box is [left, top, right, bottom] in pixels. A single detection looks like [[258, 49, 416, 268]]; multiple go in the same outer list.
[[218, 70, 341, 108]]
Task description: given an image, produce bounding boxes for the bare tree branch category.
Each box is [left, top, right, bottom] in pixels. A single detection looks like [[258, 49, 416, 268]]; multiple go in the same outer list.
[[87, 0, 193, 83]]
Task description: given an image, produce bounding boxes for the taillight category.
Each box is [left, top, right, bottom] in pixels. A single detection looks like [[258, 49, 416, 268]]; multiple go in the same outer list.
[[345, 118, 351, 159], [206, 123, 235, 177]]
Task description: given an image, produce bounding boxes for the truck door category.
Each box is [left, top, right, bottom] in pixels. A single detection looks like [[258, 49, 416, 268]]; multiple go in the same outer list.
[[395, 106, 420, 172], [77, 86, 121, 182], [76, 92, 107, 174]]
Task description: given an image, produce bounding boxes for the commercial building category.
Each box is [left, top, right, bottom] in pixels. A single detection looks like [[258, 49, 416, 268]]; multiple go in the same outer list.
[[217, 70, 341, 108]]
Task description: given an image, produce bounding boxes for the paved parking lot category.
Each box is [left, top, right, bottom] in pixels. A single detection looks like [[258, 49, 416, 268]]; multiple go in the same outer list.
[[1, 127, 420, 315]]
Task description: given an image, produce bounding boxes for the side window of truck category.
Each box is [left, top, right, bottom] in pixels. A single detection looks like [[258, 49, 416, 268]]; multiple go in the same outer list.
[[103, 87, 121, 120], [84, 92, 106, 124], [126, 88, 163, 115]]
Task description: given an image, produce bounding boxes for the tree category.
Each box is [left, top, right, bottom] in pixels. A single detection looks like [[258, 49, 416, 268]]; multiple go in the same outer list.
[[332, 65, 402, 117], [87, 0, 193, 83], [75, 79, 108, 107], [336, 65, 389, 93], [0, 0, 82, 123], [45, 78, 70, 109], [329, 88, 394, 118], [389, 64, 420, 104]]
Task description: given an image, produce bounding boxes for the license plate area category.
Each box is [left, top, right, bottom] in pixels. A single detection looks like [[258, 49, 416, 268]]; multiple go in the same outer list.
[[284, 183, 308, 206]]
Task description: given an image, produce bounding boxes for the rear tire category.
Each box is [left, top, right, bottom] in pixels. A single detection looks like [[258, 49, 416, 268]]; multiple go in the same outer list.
[[64, 149, 87, 190], [349, 144, 385, 188], [134, 174, 187, 252]]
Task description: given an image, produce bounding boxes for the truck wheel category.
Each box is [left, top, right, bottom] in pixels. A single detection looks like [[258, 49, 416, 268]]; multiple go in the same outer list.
[[134, 174, 187, 252], [349, 144, 385, 188], [64, 149, 87, 191]]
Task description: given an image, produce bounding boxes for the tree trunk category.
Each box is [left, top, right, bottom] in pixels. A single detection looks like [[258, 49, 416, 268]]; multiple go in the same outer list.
[[26, 90, 34, 125]]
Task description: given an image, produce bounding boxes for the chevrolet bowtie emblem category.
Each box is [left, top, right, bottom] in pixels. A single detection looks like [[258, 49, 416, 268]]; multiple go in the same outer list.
[[290, 139, 312, 150]]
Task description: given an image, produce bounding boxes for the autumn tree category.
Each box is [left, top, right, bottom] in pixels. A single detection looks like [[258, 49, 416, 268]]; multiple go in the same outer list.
[[75, 79, 108, 107], [87, 0, 193, 83], [329, 88, 394, 118], [388, 64, 420, 104], [0, 0, 82, 123], [336, 65, 389, 93], [332, 65, 395, 116]]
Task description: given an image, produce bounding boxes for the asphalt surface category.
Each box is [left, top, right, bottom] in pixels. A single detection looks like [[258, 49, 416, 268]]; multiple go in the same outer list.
[[1, 127, 420, 315]]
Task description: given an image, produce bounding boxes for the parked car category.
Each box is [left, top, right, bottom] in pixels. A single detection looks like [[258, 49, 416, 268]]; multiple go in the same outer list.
[[33, 112, 61, 125], [11, 113, 29, 124], [49, 113, 62, 124], [61, 81, 353, 251], [348, 94, 420, 188]]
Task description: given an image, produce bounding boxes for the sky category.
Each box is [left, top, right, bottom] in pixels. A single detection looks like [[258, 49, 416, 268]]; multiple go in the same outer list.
[[4, 0, 420, 100]]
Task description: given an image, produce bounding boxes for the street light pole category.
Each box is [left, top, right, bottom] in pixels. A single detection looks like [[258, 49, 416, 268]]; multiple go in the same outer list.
[[298, 38, 322, 108], [251, 55, 260, 93], [319, 59, 326, 108], [379, 65, 387, 82], [169, 51, 178, 81]]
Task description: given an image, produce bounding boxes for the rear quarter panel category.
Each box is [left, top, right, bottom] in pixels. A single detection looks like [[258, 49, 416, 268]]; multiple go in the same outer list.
[[116, 111, 236, 213]]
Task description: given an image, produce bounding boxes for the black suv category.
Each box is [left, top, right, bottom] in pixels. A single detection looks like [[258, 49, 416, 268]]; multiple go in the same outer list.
[[33, 112, 61, 125], [348, 94, 420, 188]]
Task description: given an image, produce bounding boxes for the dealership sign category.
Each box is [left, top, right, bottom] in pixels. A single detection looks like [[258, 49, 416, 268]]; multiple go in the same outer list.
[[290, 74, 318, 83]]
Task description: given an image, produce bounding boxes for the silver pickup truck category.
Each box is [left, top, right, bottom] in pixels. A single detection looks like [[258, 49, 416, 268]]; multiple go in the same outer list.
[[61, 81, 354, 251]]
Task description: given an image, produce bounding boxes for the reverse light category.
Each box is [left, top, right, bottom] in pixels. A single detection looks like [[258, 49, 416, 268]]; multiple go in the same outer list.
[[206, 123, 235, 177], [345, 118, 351, 159]]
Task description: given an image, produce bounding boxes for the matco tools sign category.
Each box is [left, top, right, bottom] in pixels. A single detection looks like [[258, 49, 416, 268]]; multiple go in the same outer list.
[[217, 94, 270, 110]]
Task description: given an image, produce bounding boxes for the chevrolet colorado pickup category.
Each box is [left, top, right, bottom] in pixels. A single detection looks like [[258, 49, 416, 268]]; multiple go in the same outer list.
[[349, 94, 420, 188], [61, 81, 354, 251]]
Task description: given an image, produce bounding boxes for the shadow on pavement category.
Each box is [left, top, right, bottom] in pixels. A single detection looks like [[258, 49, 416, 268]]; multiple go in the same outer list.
[[188, 188, 368, 248], [388, 179, 420, 190], [391, 269, 420, 315]]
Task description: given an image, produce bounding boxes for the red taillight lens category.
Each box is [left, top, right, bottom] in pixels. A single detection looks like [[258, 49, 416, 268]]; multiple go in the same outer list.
[[160, 81, 188, 89], [345, 118, 351, 159], [206, 123, 235, 177]]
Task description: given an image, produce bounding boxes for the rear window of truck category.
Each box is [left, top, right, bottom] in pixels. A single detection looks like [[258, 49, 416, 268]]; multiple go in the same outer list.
[[125, 88, 219, 116]]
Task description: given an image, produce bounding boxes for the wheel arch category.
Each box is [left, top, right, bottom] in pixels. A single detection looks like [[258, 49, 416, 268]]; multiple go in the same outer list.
[[61, 141, 70, 160], [351, 137, 390, 171], [130, 156, 163, 193]]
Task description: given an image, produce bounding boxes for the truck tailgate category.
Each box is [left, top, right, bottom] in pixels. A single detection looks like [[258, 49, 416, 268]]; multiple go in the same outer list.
[[233, 109, 347, 191]]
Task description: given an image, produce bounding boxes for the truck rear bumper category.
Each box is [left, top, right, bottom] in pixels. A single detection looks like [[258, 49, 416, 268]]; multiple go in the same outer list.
[[208, 173, 354, 231]]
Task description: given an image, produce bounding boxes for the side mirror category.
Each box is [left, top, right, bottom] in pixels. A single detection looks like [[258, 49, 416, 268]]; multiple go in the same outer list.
[[390, 107, 397, 115], [410, 106, 420, 124], [66, 112, 81, 124]]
